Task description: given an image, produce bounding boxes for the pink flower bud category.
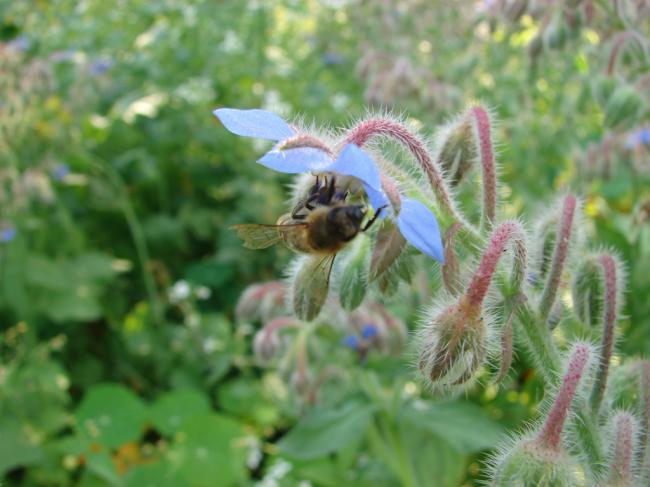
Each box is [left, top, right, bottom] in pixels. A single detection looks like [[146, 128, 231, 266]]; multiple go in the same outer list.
[[417, 298, 487, 390], [602, 411, 640, 487], [489, 343, 594, 486], [252, 316, 300, 364]]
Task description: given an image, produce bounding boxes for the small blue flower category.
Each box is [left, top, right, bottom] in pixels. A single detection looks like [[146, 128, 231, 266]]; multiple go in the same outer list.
[[361, 324, 378, 339], [625, 127, 650, 149], [1, 227, 17, 243], [7, 36, 30, 52], [342, 335, 360, 350], [214, 107, 444, 262], [51, 164, 70, 181], [322, 52, 345, 66], [89, 58, 114, 76]]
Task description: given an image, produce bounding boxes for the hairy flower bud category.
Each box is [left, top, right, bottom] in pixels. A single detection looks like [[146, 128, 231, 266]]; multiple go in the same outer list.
[[339, 236, 370, 311], [601, 411, 641, 487], [435, 113, 476, 187], [417, 298, 487, 391], [572, 257, 605, 328], [604, 85, 644, 131], [419, 221, 527, 390], [290, 256, 332, 321], [539, 194, 579, 322], [252, 317, 300, 364], [236, 282, 286, 323], [489, 342, 594, 486]]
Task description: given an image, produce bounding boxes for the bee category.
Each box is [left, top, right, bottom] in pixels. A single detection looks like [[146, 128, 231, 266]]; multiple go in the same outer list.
[[231, 175, 384, 295]]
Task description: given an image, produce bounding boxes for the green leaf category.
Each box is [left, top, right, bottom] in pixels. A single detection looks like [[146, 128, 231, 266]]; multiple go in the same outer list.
[[85, 450, 122, 486], [278, 400, 375, 460], [0, 421, 44, 475], [150, 389, 210, 436], [406, 400, 505, 454], [76, 384, 148, 448], [170, 413, 247, 486]]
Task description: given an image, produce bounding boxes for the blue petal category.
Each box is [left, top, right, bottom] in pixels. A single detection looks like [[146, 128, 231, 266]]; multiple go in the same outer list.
[[341, 335, 360, 350], [213, 108, 295, 141], [396, 198, 444, 262], [361, 324, 378, 339], [257, 147, 332, 174], [328, 144, 382, 191], [364, 184, 390, 212]]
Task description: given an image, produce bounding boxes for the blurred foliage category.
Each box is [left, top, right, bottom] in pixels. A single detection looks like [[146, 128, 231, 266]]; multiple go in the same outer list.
[[0, 0, 648, 486]]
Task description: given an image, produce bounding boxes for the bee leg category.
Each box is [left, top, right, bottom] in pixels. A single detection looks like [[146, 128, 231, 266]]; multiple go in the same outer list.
[[291, 193, 319, 219], [327, 175, 336, 203], [362, 206, 387, 232]]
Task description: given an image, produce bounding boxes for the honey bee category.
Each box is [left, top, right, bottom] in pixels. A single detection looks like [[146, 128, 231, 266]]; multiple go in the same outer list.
[[231, 175, 384, 294]]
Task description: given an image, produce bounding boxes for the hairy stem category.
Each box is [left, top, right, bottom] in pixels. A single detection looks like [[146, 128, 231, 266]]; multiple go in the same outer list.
[[539, 194, 577, 321]]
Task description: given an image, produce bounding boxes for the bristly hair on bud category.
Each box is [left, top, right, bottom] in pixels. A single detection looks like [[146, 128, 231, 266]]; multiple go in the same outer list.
[[417, 220, 527, 391], [253, 316, 301, 365], [572, 250, 626, 332], [486, 342, 595, 486], [538, 193, 581, 322], [235, 282, 287, 324], [287, 255, 333, 321], [416, 295, 492, 393], [583, 251, 627, 413], [432, 104, 499, 230], [599, 411, 641, 487]]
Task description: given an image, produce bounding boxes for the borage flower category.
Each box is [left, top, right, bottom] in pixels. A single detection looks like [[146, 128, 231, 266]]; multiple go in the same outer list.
[[213, 108, 443, 262]]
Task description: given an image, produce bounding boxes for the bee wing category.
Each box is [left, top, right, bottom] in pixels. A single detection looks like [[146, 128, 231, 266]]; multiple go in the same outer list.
[[230, 223, 306, 249]]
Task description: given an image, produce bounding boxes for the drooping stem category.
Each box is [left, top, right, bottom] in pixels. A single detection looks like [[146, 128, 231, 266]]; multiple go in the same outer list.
[[470, 106, 497, 230], [465, 220, 527, 308], [539, 194, 577, 321], [606, 31, 647, 76], [606, 412, 638, 485], [344, 118, 472, 234], [537, 343, 592, 450], [590, 254, 619, 412]]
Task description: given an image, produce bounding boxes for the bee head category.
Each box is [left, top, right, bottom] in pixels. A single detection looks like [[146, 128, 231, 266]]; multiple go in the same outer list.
[[327, 205, 366, 241]]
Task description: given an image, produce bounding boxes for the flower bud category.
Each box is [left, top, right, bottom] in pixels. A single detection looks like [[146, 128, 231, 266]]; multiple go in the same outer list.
[[368, 220, 407, 282], [351, 303, 407, 355], [604, 85, 644, 131], [252, 317, 300, 365], [236, 282, 286, 323], [253, 327, 280, 364], [572, 258, 604, 328], [290, 256, 332, 321], [435, 113, 476, 187], [532, 214, 558, 287], [490, 441, 582, 486], [339, 235, 370, 311], [592, 76, 619, 106], [601, 411, 641, 487], [543, 14, 568, 50], [489, 342, 594, 485], [606, 359, 649, 415], [538, 194, 579, 322], [417, 299, 487, 391]]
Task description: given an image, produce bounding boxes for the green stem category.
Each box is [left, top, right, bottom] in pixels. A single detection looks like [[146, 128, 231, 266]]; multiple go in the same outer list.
[[516, 303, 561, 384], [573, 403, 606, 478], [358, 371, 419, 487], [97, 161, 162, 324]]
